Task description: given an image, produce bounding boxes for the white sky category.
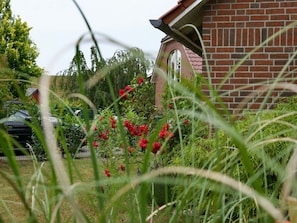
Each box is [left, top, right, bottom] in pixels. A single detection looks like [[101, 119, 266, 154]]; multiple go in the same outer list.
[[10, 0, 177, 74]]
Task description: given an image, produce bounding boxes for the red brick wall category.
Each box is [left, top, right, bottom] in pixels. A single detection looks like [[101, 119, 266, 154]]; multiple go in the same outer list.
[[202, 0, 297, 114]]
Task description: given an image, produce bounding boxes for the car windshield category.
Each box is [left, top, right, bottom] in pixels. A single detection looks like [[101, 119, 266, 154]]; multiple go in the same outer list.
[[15, 110, 30, 118], [7, 110, 31, 121]]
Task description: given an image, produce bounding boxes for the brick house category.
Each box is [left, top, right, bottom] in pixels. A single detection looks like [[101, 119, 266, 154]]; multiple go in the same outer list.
[[150, 0, 297, 114]]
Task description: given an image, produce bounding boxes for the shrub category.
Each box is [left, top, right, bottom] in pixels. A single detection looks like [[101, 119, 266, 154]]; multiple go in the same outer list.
[[119, 75, 156, 122], [30, 113, 86, 161], [57, 114, 86, 157], [168, 100, 297, 220]]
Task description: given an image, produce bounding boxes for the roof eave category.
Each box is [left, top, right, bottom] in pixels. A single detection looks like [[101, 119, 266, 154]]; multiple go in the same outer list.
[[150, 0, 210, 56], [150, 19, 202, 55], [150, 19, 202, 56]]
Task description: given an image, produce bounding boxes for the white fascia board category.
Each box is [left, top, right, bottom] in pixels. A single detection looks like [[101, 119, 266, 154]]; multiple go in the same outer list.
[[169, 0, 203, 27]]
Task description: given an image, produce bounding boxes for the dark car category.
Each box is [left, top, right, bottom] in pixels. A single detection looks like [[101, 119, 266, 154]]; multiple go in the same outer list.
[[4, 110, 32, 150], [2, 110, 59, 155]]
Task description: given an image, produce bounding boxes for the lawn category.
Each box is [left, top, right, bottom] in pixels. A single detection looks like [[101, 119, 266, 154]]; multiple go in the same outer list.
[[0, 158, 123, 222], [0, 156, 175, 223]]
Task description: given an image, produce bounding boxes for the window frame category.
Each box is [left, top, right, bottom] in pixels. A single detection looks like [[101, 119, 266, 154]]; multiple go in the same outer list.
[[167, 49, 181, 84]]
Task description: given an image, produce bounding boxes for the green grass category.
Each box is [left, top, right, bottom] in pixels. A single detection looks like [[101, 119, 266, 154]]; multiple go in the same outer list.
[[0, 157, 186, 223], [0, 159, 92, 222], [0, 157, 134, 222]]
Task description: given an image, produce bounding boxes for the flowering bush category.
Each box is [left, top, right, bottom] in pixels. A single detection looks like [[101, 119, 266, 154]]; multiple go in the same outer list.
[[119, 75, 156, 122], [89, 109, 119, 160], [90, 108, 160, 160], [89, 78, 181, 174], [88, 74, 200, 209]]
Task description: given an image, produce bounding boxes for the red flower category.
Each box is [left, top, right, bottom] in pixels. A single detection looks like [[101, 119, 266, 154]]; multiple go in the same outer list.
[[119, 89, 127, 99], [101, 132, 108, 140], [138, 77, 144, 84], [168, 103, 173, 109], [162, 123, 170, 131], [124, 120, 142, 136], [124, 120, 132, 129], [139, 125, 149, 135], [120, 164, 125, 171], [130, 125, 140, 136], [159, 129, 174, 140], [138, 138, 148, 149], [184, 119, 189, 125], [125, 85, 134, 92], [159, 129, 167, 139], [92, 141, 99, 148], [110, 116, 117, 128], [152, 142, 161, 154], [127, 147, 136, 153], [169, 132, 175, 139], [104, 169, 111, 177]]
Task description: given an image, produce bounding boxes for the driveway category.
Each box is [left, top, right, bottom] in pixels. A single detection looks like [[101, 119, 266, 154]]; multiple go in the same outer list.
[[0, 146, 91, 161]]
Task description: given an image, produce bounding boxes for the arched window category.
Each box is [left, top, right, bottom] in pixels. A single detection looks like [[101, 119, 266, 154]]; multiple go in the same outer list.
[[167, 49, 181, 83]]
